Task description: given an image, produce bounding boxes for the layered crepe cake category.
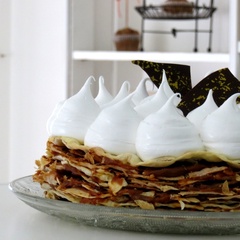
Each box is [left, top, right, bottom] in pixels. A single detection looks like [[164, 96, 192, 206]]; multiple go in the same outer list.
[[33, 62, 240, 212]]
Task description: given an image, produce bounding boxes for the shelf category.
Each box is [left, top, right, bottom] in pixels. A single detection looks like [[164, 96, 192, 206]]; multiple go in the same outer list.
[[72, 51, 229, 63]]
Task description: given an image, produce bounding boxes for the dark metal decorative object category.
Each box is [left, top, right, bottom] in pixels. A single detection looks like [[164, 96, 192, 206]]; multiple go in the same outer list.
[[135, 0, 217, 52]]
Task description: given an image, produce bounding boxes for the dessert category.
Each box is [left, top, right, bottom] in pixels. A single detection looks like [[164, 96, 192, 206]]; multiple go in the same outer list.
[[136, 94, 204, 161], [33, 63, 240, 212], [95, 76, 113, 107], [200, 93, 240, 160], [114, 27, 140, 51], [47, 76, 101, 142], [134, 70, 181, 118], [186, 89, 218, 131]]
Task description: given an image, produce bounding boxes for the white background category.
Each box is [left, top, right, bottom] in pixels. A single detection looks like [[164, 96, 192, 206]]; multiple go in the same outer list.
[[0, 0, 68, 183]]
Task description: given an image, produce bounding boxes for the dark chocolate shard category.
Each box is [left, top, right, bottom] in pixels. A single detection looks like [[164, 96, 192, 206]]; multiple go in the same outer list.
[[178, 68, 240, 116], [132, 60, 192, 97]]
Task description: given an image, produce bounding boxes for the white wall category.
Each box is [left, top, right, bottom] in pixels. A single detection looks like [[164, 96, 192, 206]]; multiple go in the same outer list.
[[0, 1, 11, 183], [6, 0, 68, 183]]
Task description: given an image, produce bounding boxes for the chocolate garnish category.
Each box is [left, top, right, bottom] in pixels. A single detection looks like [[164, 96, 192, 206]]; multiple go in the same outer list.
[[133, 61, 240, 116], [132, 60, 192, 97], [178, 68, 240, 116]]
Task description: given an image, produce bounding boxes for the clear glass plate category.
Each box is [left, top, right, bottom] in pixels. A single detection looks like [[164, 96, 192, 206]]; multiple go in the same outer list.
[[9, 176, 240, 235]]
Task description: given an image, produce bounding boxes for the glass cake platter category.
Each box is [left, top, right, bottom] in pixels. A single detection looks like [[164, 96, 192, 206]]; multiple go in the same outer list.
[[9, 176, 240, 235]]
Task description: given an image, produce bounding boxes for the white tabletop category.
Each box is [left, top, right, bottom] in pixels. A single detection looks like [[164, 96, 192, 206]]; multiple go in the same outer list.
[[1, 183, 240, 240]]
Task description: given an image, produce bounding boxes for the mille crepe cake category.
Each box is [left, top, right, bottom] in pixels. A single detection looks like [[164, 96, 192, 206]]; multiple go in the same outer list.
[[33, 62, 240, 212]]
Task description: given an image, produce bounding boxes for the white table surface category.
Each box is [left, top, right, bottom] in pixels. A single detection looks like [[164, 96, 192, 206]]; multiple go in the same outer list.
[[1, 183, 240, 240]]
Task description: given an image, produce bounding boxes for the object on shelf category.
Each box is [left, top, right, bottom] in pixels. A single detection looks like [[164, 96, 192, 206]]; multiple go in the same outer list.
[[136, 1, 215, 20], [114, 0, 140, 51], [114, 27, 140, 51], [162, 0, 194, 14], [135, 0, 217, 52]]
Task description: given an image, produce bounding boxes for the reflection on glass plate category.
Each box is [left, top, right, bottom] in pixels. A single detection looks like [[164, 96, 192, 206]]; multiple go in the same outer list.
[[9, 176, 240, 235]]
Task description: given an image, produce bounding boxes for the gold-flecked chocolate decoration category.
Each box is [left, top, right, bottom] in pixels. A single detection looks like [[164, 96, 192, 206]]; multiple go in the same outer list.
[[132, 60, 192, 97], [133, 61, 240, 116], [178, 68, 240, 115]]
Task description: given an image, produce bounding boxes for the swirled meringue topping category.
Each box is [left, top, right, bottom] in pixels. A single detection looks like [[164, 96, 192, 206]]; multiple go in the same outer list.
[[95, 76, 113, 107], [136, 94, 204, 161], [200, 93, 240, 159], [134, 71, 180, 118], [47, 76, 101, 143], [131, 77, 150, 105], [47, 70, 240, 164], [134, 80, 168, 118], [84, 95, 142, 155], [162, 69, 175, 98], [186, 89, 218, 131], [102, 81, 130, 108], [46, 100, 65, 135]]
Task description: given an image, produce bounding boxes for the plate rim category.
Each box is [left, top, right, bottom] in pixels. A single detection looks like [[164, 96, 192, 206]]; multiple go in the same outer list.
[[8, 175, 240, 235]]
